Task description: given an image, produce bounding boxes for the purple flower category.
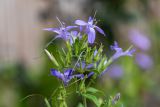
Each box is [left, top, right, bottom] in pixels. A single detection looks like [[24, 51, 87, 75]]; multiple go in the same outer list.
[[87, 72, 95, 78], [69, 31, 83, 44], [71, 31, 78, 37], [135, 53, 153, 70], [100, 64, 123, 78], [94, 50, 98, 56], [108, 65, 124, 79], [75, 17, 105, 44], [128, 29, 151, 51], [51, 68, 84, 85], [44, 18, 77, 41], [76, 62, 95, 78], [77, 62, 94, 69], [110, 41, 135, 61]]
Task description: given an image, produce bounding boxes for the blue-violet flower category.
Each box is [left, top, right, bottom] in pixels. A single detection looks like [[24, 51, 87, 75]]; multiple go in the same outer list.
[[110, 41, 135, 61], [128, 29, 151, 51], [44, 18, 77, 41], [135, 53, 153, 70], [51, 68, 84, 85], [75, 17, 105, 44]]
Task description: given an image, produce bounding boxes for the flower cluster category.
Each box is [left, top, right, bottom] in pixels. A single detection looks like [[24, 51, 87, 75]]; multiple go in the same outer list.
[[44, 17, 135, 86]]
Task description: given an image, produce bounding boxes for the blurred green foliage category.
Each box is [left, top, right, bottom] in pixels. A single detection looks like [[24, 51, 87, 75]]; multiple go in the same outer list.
[[1, 0, 160, 107]]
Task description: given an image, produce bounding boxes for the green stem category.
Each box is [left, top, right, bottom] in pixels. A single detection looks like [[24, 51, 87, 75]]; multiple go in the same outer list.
[[83, 97, 87, 107], [81, 78, 87, 107], [59, 85, 68, 107]]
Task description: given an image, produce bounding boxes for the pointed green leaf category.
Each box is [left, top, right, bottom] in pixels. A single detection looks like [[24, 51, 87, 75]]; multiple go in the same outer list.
[[44, 98, 51, 107], [97, 56, 107, 73], [86, 87, 102, 94], [44, 49, 60, 67], [82, 94, 101, 107]]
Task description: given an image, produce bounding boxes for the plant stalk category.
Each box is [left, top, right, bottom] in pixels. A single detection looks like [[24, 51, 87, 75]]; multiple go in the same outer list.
[[83, 97, 87, 107]]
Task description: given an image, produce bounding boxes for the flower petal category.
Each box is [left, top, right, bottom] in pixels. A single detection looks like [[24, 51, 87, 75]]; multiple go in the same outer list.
[[66, 26, 77, 31], [95, 26, 105, 35], [43, 28, 60, 34], [71, 31, 78, 37], [110, 42, 135, 61], [88, 27, 96, 44], [94, 50, 98, 56], [76, 62, 85, 69], [70, 37, 74, 45], [64, 69, 73, 77], [110, 41, 119, 50], [88, 17, 93, 25], [125, 48, 136, 56], [129, 29, 151, 51], [73, 74, 84, 79], [110, 41, 122, 52], [86, 64, 94, 69], [50, 69, 63, 79], [87, 72, 94, 78], [135, 53, 153, 69], [75, 20, 87, 26], [79, 26, 83, 32]]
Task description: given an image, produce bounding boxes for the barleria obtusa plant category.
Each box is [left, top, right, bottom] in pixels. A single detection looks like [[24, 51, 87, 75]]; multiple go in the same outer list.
[[44, 16, 135, 107]]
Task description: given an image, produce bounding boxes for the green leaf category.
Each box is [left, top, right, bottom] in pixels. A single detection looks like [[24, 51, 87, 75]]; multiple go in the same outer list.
[[79, 35, 88, 51], [79, 79, 86, 94], [97, 56, 107, 73], [93, 45, 103, 62], [44, 98, 51, 107], [66, 41, 72, 51], [108, 96, 112, 107], [77, 103, 84, 107], [65, 41, 72, 66], [44, 49, 60, 67], [62, 48, 67, 56], [82, 94, 101, 107], [73, 38, 79, 56], [86, 87, 102, 94], [86, 47, 92, 64], [102, 96, 112, 107], [57, 50, 65, 67]]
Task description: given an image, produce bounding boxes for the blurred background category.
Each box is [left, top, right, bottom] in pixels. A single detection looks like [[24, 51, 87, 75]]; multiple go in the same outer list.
[[0, 0, 160, 107]]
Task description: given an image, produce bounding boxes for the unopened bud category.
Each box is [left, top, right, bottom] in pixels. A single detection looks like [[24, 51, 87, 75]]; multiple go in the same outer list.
[[44, 49, 59, 67], [112, 93, 120, 105]]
